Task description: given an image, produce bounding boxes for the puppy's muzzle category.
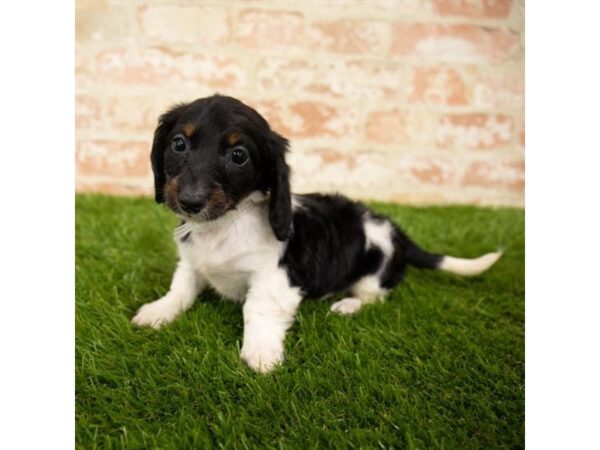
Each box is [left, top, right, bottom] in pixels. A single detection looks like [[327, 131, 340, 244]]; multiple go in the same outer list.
[[178, 190, 206, 215]]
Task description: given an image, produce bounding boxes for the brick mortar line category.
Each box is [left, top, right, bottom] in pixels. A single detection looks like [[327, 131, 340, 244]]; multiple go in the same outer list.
[[76, 94, 523, 130], [75, 86, 523, 116], [105, 0, 520, 27], [76, 41, 524, 72], [76, 82, 524, 117], [182, 1, 520, 28], [77, 38, 524, 63]]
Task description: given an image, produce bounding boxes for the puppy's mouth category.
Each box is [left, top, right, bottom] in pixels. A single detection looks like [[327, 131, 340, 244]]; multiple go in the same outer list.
[[165, 180, 235, 222]]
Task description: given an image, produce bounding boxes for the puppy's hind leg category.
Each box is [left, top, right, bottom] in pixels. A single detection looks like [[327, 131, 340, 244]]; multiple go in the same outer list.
[[330, 276, 388, 316]]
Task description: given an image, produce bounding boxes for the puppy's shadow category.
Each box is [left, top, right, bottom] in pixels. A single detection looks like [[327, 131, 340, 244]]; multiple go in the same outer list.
[[183, 288, 245, 341]]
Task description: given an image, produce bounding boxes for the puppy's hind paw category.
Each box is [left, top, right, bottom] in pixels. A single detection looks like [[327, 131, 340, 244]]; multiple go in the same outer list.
[[330, 297, 363, 315]]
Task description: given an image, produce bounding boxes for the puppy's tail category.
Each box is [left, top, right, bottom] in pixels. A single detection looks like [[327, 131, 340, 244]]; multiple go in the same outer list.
[[404, 242, 503, 277]]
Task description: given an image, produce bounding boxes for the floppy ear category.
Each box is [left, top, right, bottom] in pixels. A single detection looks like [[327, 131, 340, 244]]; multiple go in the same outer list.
[[267, 132, 292, 241], [150, 103, 188, 203]]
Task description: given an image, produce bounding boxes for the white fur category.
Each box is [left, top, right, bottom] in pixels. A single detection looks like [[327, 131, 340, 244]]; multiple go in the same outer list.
[[330, 215, 392, 315], [330, 297, 362, 315], [363, 217, 394, 257], [133, 191, 301, 373], [133, 192, 502, 370], [241, 269, 301, 373], [131, 260, 206, 329], [291, 194, 304, 211], [439, 251, 503, 276], [352, 275, 388, 301]]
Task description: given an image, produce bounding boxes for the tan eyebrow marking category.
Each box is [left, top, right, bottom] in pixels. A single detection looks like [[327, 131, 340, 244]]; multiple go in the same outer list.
[[182, 123, 197, 138], [226, 132, 241, 146]]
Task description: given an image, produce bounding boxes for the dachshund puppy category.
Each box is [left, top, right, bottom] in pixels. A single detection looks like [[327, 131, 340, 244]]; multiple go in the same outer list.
[[132, 95, 502, 373]]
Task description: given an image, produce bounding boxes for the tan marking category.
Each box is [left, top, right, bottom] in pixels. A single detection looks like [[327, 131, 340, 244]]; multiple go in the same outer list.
[[226, 132, 241, 146], [182, 123, 197, 137], [207, 186, 234, 217], [164, 176, 180, 209]]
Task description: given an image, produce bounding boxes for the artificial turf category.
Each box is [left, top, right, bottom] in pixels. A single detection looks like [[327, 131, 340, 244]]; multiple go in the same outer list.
[[75, 194, 524, 449]]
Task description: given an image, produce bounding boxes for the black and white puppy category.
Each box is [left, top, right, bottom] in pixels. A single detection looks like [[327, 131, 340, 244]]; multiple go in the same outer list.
[[132, 95, 502, 373]]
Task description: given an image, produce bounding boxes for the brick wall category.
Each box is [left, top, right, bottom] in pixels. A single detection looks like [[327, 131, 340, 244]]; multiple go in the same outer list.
[[76, 0, 524, 206]]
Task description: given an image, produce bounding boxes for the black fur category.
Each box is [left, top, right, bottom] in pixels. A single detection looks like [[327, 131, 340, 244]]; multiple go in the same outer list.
[[150, 103, 190, 203], [267, 133, 293, 241], [281, 194, 442, 298], [281, 194, 382, 298], [150, 95, 291, 240], [151, 95, 444, 299], [380, 225, 443, 289]]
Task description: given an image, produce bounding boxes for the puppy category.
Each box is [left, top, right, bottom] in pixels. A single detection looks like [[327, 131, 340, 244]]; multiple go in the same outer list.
[[132, 95, 502, 373]]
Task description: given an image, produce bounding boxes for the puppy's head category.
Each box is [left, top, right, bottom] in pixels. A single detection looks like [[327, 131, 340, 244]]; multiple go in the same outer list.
[[150, 95, 292, 240]]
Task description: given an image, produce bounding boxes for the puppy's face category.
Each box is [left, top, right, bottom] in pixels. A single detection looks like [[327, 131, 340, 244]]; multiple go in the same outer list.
[[160, 101, 262, 221], [151, 95, 292, 240]]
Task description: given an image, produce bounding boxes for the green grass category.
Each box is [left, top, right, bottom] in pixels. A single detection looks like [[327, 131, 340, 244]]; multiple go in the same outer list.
[[76, 194, 524, 449]]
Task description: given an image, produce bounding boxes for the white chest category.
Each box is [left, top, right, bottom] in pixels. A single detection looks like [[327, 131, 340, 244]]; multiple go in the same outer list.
[[175, 201, 283, 302]]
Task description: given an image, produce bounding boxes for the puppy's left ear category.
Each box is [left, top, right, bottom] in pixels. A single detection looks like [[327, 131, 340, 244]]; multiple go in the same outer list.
[[267, 132, 292, 241]]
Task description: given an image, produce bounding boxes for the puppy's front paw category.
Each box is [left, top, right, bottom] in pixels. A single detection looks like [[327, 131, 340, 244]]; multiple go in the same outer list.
[[240, 340, 284, 374], [131, 298, 179, 329]]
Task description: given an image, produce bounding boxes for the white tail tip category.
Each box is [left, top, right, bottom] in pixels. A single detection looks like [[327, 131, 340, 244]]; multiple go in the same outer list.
[[439, 251, 503, 276]]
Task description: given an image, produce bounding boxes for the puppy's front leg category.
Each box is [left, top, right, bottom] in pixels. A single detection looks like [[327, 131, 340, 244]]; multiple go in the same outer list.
[[241, 269, 302, 373], [132, 260, 205, 329]]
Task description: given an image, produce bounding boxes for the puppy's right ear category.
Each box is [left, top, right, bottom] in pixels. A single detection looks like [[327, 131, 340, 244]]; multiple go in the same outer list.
[[150, 103, 188, 203]]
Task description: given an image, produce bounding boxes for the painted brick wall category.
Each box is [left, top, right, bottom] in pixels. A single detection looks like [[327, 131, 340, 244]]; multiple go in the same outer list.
[[76, 0, 524, 206]]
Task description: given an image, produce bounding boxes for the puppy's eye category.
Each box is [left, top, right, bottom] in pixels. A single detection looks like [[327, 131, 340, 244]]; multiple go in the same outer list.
[[172, 137, 187, 152], [231, 147, 248, 165]]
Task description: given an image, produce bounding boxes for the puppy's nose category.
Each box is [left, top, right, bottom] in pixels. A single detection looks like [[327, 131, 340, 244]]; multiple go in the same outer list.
[[178, 193, 205, 214]]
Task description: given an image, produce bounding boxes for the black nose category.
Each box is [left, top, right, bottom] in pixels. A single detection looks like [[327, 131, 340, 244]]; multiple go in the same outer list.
[[178, 195, 205, 214]]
